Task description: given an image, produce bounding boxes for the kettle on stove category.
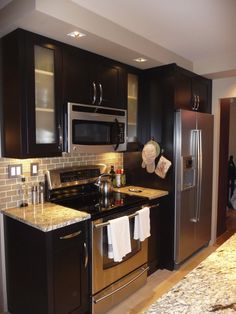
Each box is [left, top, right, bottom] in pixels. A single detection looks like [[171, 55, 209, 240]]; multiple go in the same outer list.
[[95, 173, 114, 195]]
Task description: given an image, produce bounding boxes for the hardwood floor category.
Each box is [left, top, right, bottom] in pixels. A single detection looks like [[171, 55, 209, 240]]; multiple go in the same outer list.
[[108, 210, 236, 314]]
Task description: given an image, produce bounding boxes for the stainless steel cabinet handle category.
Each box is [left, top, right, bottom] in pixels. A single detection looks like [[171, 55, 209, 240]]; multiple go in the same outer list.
[[58, 124, 63, 150], [59, 230, 81, 240], [192, 95, 197, 110], [94, 266, 149, 304], [98, 83, 103, 105], [149, 203, 160, 209], [196, 95, 200, 110], [92, 82, 96, 104], [83, 242, 88, 269]]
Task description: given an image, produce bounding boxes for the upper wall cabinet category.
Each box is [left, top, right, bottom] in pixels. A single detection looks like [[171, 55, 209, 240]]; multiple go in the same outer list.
[[63, 45, 127, 109], [174, 65, 212, 113], [2, 29, 63, 158], [139, 63, 212, 147]]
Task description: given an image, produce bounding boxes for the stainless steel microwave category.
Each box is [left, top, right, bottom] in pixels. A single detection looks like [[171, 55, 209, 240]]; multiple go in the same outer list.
[[66, 103, 127, 153]]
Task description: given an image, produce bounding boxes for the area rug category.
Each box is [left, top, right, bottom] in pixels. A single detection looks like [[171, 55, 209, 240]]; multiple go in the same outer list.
[[144, 233, 236, 314]]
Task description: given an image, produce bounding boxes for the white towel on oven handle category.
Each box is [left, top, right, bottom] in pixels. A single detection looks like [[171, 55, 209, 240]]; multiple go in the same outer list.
[[134, 207, 151, 241], [107, 216, 131, 262]]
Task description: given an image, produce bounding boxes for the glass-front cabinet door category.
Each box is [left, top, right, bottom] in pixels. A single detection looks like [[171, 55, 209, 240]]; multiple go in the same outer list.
[[127, 73, 138, 142], [34, 45, 56, 144], [27, 34, 63, 157]]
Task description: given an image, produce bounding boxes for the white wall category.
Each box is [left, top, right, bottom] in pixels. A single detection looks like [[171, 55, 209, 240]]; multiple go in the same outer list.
[[229, 100, 236, 159], [211, 77, 236, 243]]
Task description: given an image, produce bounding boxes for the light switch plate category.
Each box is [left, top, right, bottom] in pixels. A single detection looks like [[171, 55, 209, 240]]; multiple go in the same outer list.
[[31, 163, 39, 176], [8, 164, 22, 178]]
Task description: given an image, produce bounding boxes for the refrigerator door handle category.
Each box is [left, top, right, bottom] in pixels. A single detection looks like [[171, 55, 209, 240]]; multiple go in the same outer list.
[[190, 130, 198, 223], [197, 130, 202, 221]]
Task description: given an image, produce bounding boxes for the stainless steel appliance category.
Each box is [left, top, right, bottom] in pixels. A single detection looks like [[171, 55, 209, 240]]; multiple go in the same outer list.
[[46, 165, 149, 314], [66, 102, 127, 153], [174, 109, 213, 266]]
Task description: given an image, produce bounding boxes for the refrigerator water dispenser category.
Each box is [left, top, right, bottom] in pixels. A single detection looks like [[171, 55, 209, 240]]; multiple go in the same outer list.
[[181, 156, 195, 190]]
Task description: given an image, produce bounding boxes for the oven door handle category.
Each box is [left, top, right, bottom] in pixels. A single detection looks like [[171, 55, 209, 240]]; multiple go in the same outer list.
[[93, 203, 158, 229], [94, 266, 149, 304]]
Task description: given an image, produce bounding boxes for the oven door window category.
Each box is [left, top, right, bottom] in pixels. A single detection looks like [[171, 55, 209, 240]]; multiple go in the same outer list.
[[103, 217, 141, 269]]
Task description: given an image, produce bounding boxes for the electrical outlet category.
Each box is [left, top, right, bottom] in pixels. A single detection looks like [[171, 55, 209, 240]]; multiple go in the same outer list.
[[8, 164, 22, 178], [31, 163, 39, 176]]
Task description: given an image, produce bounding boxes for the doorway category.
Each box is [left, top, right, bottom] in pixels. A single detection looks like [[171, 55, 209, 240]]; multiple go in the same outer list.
[[217, 97, 236, 237]]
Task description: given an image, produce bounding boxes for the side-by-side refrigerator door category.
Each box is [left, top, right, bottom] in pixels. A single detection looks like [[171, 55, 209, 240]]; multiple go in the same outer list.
[[174, 110, 198, 265], [195, 112, 213, 249]]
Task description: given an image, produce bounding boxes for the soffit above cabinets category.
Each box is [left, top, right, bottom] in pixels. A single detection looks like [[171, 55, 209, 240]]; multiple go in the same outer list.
[[0, 0, 236, 77]]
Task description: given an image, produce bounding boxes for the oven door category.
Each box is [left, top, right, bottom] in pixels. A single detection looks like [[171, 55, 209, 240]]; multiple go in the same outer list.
[[92, 209, 148, 295]]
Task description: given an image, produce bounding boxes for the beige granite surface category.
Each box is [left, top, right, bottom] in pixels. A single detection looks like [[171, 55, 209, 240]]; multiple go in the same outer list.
[[114, 186, 168, 199], [0, 202, 90, 232], [144, 233, 236, 314]]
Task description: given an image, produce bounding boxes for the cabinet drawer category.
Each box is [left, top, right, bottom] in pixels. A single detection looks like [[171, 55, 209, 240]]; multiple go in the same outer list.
[[52, 221, 86, 251]]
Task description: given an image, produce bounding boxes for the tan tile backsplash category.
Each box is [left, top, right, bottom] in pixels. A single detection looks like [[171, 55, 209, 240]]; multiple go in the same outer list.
[[0, 152, 123, 210]]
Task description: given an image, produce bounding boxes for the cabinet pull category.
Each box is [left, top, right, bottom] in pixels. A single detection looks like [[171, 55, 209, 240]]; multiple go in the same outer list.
[[83, 242, 88, 269], [58, 124, 63, 150], [149, 203, 160, 209], [192, 95, 197, 110], [92, 82, 96, 104], [196, 95, 200, 110], [98, 83, 103, 105], [59, 230, 81, 240]]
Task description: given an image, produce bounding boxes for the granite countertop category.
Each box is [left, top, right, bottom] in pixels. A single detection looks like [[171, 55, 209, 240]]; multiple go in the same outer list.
[[114, 185, 168, 199], [0, 203, 90, 232], [145, 233, 236, 314]]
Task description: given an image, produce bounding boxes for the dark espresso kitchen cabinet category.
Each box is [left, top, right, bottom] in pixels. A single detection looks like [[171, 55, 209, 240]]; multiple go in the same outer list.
[[4, 217, 89, 314], [63, 45, 127, 109], [2, 29, 63, 158], [175, 66, 211, 112], [147, 195, 174, 275], [140, 63, 212, 119], [148, 199, 161, 275]]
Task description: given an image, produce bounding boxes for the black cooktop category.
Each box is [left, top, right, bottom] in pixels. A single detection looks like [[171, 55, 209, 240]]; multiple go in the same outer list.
[[51, 188, 147, 220], [46, 165, 148, 219]]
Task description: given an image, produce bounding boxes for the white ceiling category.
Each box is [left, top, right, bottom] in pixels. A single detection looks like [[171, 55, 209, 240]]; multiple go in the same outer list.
[[0, 0, 236, 77]]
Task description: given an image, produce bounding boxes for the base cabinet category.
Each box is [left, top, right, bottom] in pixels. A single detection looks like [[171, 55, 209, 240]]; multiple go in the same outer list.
[[4, 217, 89, 314], [147, 196, 175, 274], [148, 200, 161, 275]]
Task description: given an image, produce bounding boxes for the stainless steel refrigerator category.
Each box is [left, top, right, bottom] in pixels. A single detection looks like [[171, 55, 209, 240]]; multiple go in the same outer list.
[[174, 109, 213, 266]]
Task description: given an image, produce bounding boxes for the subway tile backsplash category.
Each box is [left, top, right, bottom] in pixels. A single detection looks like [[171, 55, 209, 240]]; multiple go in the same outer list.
[[0, 152, 123, 210]]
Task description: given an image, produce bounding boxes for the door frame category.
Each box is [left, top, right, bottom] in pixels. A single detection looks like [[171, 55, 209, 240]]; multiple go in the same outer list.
[[217, 98, 230, 236]]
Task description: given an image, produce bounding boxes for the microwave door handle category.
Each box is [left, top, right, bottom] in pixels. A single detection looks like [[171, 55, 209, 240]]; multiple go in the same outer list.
[[114, 118, 120, 151], [92, 82, 97, 105]]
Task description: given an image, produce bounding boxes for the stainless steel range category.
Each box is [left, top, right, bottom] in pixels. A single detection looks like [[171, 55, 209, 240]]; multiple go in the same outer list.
[[46, 165, 149, 314]]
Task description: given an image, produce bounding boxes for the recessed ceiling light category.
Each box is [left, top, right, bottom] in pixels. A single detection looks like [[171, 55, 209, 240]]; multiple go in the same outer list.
[[67, 31, 86, 39], [134, 57, 147, 63]]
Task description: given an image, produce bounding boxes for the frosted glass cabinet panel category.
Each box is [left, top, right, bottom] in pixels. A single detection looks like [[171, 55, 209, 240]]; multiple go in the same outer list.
[[127, 74, 138, 142], [34, 45, 56, 144]]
